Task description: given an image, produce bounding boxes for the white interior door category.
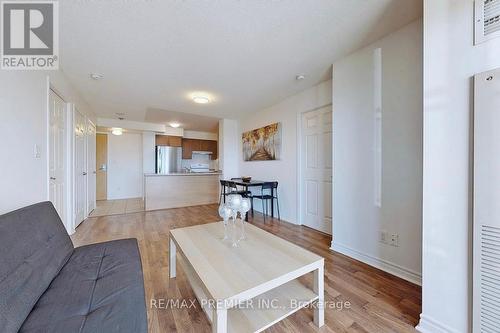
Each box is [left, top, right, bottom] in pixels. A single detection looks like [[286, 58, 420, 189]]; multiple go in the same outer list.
[[87, 120, 96, 214], [49, 90, 67, 224], [473, 68, 500, 332], [300, 106, 333, 234], [74, 108, 87, 227]]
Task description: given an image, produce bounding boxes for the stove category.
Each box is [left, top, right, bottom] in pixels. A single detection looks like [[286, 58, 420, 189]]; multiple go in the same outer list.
[[190, 163, 210, 173]]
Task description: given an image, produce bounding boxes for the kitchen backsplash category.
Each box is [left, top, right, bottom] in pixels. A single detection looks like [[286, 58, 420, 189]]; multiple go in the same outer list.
[[181, 153, 219, 170]]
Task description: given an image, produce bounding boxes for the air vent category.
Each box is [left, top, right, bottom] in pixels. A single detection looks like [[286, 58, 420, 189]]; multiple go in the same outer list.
[[479, 225, 500, 332], [475, 0, 500, 44], [484, 0, 500, 34]]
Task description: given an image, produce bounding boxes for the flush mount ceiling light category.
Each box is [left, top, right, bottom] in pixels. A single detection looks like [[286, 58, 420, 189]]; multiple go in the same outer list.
[[111, 128, 123, 136], [296, 74, 306, 81], [192, 96, 210, 104], [170, 122, 180, 128], [90, 73, 104, 80]]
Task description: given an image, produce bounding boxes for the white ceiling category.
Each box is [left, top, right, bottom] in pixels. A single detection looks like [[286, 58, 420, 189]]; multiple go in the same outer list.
[[145, 108, 220, 132], [60, 0, 422, 129]]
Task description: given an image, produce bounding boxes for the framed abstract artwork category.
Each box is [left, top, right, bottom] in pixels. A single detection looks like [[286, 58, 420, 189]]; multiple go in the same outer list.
[[242, 122, 282, 161]]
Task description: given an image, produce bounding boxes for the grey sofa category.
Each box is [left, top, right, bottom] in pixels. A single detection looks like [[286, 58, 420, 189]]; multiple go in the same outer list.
[[0, 202, 147, 333]]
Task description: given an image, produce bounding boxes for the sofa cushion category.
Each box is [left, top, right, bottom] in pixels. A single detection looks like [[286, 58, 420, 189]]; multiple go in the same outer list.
[[19, 238, 147, 333], [0, 202, 74, 333]]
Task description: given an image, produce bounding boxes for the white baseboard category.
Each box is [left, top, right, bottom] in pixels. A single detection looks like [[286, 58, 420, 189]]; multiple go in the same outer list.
[[330, 241, 422, 285], [416, 314, 460, 333]]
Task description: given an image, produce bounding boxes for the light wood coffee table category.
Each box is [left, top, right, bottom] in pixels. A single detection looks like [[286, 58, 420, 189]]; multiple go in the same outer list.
[[169, 221, 324, 333]]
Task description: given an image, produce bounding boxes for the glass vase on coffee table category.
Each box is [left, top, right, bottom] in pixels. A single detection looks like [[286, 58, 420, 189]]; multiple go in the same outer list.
[[218, 203, 232, 241], [238, 197, 251, 240], [227, 194, 243, 247]]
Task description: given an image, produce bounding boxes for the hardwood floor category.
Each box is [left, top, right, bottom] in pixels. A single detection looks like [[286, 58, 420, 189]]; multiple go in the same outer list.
[[72, 205, 421, 333], [89, 198, 145, 217]]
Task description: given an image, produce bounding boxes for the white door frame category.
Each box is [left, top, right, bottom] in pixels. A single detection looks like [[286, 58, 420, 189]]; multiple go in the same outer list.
[[46, 79, 73, 234], [73, 106, 87, 230], [296, 103, 333, 228], [95, 131, 109, 201], [87, 119, 96, 214]]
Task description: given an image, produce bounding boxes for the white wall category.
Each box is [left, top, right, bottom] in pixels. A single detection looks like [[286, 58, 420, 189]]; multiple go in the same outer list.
[[184, 130, 218, 141], [219, 119, 240, 179], [107, 133, 144, 199], [142, 132, 156, 174], [332, 20, 422, 285], [418, 1, 500, 333], [0, 71, 95, 215], [238, 80, 332, 223]]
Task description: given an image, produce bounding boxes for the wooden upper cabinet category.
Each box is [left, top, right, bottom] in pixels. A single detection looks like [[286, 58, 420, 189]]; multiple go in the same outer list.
[[182, 139, 195, 159], [156, 135, 182, 147], [199, 140, 211, 152], [208, 140, 218, 160], [181, 139, 218, 160], [168, 136, 182, 147], [156, 135, 169, 146]]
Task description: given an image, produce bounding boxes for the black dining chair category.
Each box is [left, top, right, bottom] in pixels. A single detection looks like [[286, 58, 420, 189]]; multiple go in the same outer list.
[[251, 182, 280, 221], [219, 180, 251, 204]]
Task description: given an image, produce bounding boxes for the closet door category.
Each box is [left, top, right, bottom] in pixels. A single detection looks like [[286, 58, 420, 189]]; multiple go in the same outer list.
[[48, 90, 67, 224], [300, 106, 333, 234]]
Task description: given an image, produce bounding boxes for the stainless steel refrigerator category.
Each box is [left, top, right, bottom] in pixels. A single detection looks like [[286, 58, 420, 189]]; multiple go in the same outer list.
[[156, 146, 182, 174]]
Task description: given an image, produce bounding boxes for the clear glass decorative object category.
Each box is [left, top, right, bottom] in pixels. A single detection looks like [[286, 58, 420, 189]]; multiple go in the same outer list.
[[230, 215, 239, 247], [218, 203, 232, 241], [227, 194, 242, 211], [238, 198, 251, 240]]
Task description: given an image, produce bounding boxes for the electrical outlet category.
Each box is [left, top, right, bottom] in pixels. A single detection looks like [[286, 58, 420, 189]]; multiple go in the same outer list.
[[390, 233, 399, 247], [380, 231, 389, 244]]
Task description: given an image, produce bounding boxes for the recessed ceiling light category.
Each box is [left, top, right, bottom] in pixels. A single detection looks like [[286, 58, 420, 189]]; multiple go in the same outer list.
[[170, 122, 180, 128], [111, 128, 123, 136], [193, 96, 210, 104], [296, 74, 306, 81], [90, 73, 104, 80]]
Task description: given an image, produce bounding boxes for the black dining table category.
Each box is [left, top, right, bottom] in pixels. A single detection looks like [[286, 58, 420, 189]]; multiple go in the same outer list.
[[225, 178, 277, 218]]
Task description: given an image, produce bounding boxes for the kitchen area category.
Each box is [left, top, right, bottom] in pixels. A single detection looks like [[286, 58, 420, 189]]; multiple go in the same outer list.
[[144, 134, 222, 211]]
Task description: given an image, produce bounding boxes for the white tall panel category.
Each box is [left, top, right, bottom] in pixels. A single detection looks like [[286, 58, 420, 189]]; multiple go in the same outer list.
[[473, 67, 500, 332]]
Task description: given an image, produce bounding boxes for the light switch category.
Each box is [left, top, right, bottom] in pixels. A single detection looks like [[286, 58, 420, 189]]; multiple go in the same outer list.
[[34, 144, 41, 158]]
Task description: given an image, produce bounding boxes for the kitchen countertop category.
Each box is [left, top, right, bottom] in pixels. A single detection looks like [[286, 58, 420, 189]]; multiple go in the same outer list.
[[144, 171, 222, 177]]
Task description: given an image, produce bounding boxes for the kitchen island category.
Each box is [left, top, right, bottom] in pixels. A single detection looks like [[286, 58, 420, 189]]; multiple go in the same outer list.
[[144, 172, 221, 211]]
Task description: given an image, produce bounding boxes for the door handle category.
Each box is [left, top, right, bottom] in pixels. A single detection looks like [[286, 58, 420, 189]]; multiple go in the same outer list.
[[50, 177, 56, 180], [83, 172, 87, 176]]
